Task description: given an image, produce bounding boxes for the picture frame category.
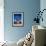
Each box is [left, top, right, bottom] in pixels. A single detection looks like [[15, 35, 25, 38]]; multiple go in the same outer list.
[[12, 12, 24, 27]]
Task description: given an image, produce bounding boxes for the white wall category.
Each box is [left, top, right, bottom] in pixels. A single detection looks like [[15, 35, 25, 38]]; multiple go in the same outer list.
[[40, 0, 46, 27], [40, 0, 46, 45], [0, 0, 4, 42]]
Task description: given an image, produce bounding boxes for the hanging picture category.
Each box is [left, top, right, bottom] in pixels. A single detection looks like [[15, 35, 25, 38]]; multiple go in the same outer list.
[[12, 12, 24, 27]]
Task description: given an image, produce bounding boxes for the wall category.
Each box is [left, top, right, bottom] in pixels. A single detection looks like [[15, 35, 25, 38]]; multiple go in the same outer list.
[[40, 0, 46, 45], [0, 0, 4, 42], [40, 0, 46, 27], [4, 0, 40, 42]]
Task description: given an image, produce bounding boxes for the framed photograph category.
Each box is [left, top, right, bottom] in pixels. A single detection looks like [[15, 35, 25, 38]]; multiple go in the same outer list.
[[12, 12, 24, 27]]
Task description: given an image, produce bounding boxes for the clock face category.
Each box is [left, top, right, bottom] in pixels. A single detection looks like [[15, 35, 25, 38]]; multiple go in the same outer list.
[[40, 10, 46, 27]]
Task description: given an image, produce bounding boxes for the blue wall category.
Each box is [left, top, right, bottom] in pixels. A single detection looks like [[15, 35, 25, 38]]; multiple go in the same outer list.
[[4, 0, 40, 42]]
